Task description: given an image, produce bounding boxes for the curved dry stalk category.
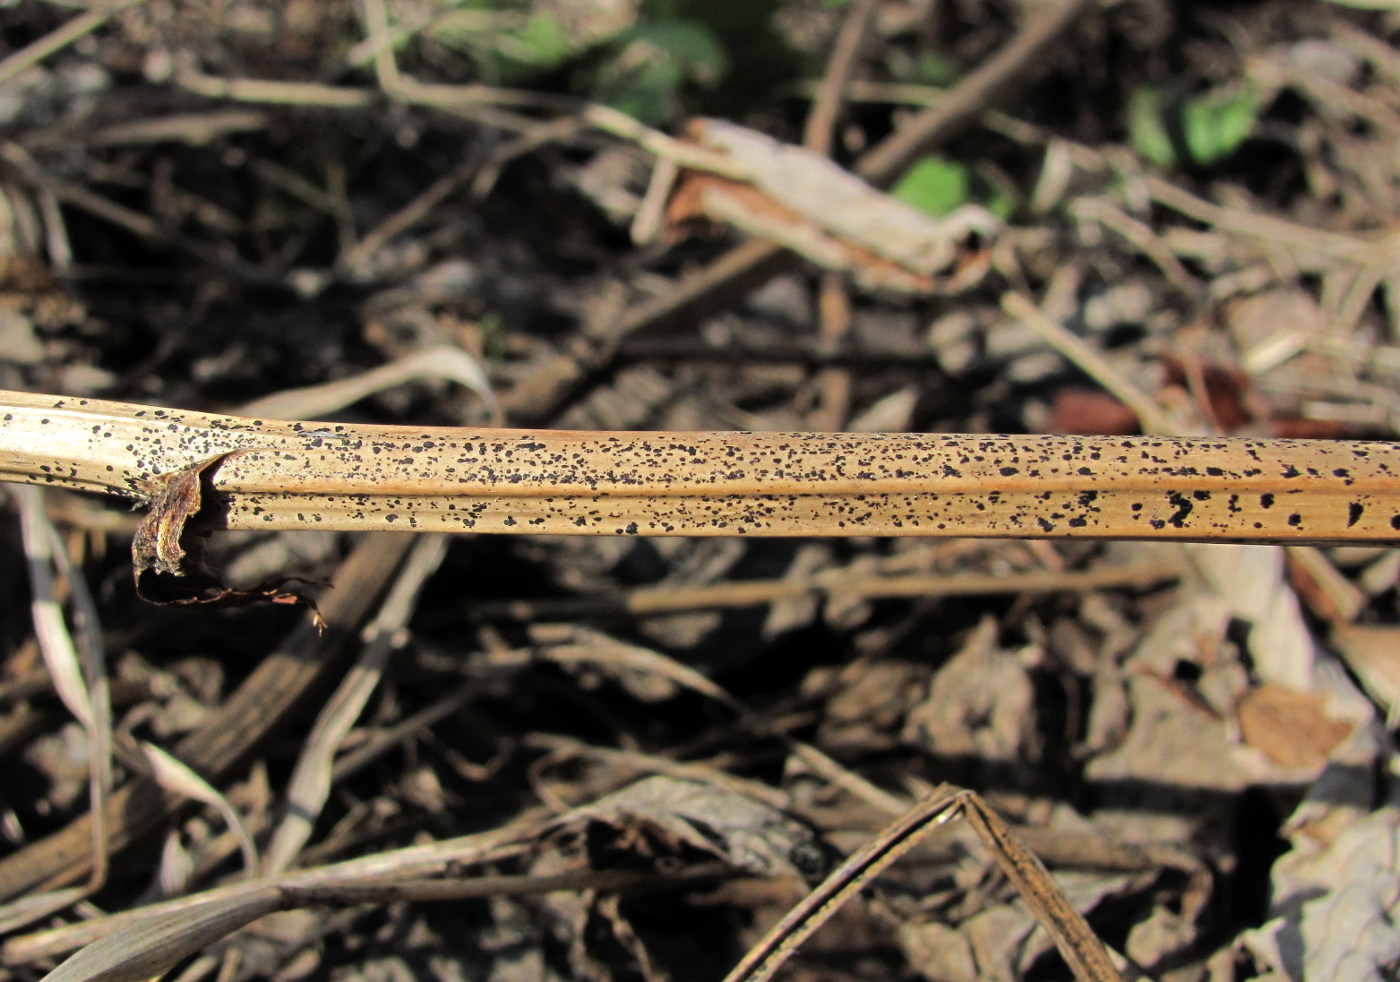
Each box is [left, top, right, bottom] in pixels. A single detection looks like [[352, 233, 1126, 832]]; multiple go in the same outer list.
[[1, 389, 1398, 544], [722, 785, 1123, 982]]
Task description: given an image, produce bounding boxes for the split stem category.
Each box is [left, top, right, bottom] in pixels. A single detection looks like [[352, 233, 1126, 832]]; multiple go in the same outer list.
[[2, 390, 1398, 544]]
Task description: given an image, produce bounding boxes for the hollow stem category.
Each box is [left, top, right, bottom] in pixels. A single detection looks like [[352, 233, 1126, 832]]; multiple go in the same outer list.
[[2, 390, 1398, 543]]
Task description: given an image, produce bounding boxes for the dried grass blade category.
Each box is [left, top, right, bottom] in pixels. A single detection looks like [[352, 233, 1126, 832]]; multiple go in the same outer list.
[[721, 785, 968, 982], [4, 822, 534, 965], [0, 533, 417, 905], [538, 636, 905, 815], [15, 486, 113, 890], [39, 888, 284, 982], [264, 535, 450, 874], [723, 785, 1126, 982], [15, 487, 93, 729], [136, 742, 259, 882], [962, 795, 1125, 982], [0, 888, 90, 938], [236, 345, 500, 423]]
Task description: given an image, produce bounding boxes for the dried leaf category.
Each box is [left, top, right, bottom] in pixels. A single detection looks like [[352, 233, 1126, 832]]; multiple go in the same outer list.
[[1237, 683, 1353, 770], [1185, 544, 1315, 690], [1329, 623, 1400, 725], [665, 119, 997, 294], [900, 871, 1134, 982], [580, 776, 823, 880], [138, 741, 259, 880], [904, 617, 1037, 764], [1241, 807, 1400, 982], [42, 889, 284, 982]]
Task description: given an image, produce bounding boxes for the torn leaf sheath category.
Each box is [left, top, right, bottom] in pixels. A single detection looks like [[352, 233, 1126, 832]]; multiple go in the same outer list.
[[3, 390, 1400, 544]]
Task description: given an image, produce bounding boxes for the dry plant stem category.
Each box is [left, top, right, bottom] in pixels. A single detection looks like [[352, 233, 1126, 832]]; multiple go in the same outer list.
[[40, 864, 733, 982], [803, 0, 879, 156], [3, 390, 1400, 544], [1002, 292, 1181, 434], [804, 0, 872, 430], [0, 0, 146, 89], [466, 559, 1183, 621], [854, 0, 1094, 184], [722, 785, 1121, 982]]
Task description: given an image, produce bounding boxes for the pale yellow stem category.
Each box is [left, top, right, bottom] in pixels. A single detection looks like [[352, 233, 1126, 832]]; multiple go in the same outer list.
[[2, 390, 1398, 544]]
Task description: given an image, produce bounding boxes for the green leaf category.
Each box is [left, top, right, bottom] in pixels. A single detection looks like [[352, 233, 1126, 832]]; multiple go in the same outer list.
[[1128, 83, 1261, 168], [593, 18, 727, 123], [1128, 86, 1177, 167], [910, 52, 958, 87], [891, 157, 971, 217], [982, 180, 1019, 221], [628, 20, 728, 85], [1182, 85, 1260, 165], [506, 12, 572, 68]]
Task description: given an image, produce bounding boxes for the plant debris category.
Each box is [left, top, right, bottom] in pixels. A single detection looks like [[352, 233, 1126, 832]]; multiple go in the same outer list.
[[0, 1, 1398, 981]]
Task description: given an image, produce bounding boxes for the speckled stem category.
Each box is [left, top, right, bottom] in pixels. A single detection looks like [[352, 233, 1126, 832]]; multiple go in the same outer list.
[[3, 390, 1399, 543]]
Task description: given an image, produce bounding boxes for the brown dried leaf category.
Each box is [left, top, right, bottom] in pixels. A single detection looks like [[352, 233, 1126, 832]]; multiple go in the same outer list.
[[1237, 683, 1354, 771], [1044, 389, 1142, 436], [578, 776, 823, 880], [904, 617, 1037, 764]]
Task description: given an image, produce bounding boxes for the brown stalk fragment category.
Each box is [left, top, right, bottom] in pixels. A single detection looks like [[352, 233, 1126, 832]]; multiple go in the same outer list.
[[131, 454, 323, 625]]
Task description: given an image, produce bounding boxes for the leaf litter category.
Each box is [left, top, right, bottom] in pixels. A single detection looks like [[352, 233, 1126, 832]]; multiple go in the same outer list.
[[0, 1, 1398, 981]]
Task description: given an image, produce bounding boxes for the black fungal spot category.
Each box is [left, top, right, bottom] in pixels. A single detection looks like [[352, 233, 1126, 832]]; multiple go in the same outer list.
[[1348, 502, 1364, 528], [1260, 493, 1274, 509], [1166, 492, 1193, 528], [1288, 514, 1302, 527], [1000, 466, 1019, 476]]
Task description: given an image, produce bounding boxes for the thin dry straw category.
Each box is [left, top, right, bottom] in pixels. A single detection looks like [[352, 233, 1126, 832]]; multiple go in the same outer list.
[[14, 486, 113, 891]]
